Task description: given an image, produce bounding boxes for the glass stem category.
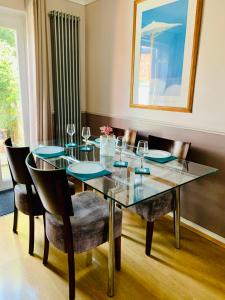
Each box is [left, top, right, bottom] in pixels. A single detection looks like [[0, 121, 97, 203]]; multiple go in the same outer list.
[[141, 156, 143, 168], [70, 135, 73, 144], [120, 150, 122, 161]]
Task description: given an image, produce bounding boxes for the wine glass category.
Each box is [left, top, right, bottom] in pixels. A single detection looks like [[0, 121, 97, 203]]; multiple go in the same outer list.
[[137, 140, 148, 168], [82, 127, 91, 147], [116, 136, 126, 161], [67, 124, 75, 145]]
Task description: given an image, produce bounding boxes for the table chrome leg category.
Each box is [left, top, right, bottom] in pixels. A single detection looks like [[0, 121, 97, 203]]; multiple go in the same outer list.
[[86, 249, 92, 266], [108, 198, 115, 297], [175, 187, 180, 249]]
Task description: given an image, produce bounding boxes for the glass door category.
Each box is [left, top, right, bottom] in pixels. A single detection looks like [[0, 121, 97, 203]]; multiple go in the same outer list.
[[0, 8, 29, 190]]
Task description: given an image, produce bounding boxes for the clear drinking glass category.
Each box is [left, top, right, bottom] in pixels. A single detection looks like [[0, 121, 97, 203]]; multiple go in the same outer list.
[[137, 140, 148, 168], [82, 127, 91, 146], [67, 124, 76, 144], [116, 136, 126, 161]]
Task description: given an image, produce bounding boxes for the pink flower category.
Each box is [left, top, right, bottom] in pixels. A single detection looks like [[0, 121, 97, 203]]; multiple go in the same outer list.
[[100, 125, 113, 136]]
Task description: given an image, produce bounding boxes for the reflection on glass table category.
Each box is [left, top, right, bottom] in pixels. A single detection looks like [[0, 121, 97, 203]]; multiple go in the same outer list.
[[33, 143, 218, 208]]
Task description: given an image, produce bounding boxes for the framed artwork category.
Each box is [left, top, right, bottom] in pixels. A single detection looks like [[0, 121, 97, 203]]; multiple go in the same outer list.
[[130, 0, 203, 112]]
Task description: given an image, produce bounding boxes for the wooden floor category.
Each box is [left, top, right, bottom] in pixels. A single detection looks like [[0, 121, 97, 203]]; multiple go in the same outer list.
[[0, 210, 225, 300]]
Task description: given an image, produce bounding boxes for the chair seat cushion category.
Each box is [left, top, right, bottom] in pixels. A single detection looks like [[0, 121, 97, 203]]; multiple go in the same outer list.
[[68, 180, 75, 195], [130, 191, 174, 222], [14, 184, 44, 216], [45, 191, 122, 253]]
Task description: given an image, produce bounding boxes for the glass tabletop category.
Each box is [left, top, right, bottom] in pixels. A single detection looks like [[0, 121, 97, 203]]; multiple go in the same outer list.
[[33, 141, 218, 208]]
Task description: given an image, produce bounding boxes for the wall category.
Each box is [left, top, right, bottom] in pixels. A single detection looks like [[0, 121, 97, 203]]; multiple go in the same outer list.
[[0, 0, 25, 11], [85, 0, 225, 238], [85, 0, 225, 135]]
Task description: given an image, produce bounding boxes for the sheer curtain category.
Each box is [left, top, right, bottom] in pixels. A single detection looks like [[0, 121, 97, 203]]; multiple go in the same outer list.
[[26, 0, 54, 147]]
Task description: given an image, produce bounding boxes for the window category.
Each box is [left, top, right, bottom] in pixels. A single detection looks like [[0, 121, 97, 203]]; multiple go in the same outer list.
[[0, 8, 29, 190]]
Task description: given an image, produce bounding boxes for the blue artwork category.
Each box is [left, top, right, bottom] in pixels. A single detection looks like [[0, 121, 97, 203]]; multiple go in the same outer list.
[[140, 0, 188, 97]]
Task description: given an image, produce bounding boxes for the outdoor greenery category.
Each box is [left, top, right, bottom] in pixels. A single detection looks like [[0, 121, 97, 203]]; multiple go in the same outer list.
[[0, 27, 20, 138]]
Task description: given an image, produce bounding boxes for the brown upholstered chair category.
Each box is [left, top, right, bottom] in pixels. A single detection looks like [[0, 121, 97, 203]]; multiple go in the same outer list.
[[4, 138, 75, 255], [112, 127, 137, 146], [132, 135, 191, 256], [148, 135, 190, 160], [26, 153, 122, 300], [4, 138, 44, 255]]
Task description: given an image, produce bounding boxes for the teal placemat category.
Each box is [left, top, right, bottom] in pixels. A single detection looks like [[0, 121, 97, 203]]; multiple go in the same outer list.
[[144, 155, 177, 164], [113, 161, 128, 168], [134, 167, 150, 175], [67, 168, 112, 181]]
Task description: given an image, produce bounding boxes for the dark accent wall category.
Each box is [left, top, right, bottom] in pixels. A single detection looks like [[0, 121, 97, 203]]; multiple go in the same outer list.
[[86, 112, 225, 238]]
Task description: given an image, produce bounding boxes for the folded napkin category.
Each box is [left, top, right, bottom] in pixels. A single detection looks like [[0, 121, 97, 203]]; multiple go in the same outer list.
[[113, 161, 128, 168], [65, 143, 78, 148], [134, 167, 150, 175], [79, 146, 94, 152], [144, 155, 177, 164], [33, 148, 65, 159], [66, 168, 112, 181]]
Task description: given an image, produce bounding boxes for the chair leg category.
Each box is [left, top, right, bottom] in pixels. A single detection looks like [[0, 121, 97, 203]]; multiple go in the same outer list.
[[67, 246, 75, 300], [145, 221, 154, 256], [115, 236, 121, 271], [43, 214, 49, 265], [13, 202, 18, 234], [29, 215, 34, 256]]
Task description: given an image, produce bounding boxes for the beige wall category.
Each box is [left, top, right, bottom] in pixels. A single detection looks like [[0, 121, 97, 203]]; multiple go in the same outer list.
[[85, 0, 225, 135], [0, 0, 25, 11]]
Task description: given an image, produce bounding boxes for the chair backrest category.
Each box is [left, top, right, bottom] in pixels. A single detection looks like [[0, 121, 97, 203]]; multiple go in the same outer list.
[[26, 153, 74, 218], [112, 127, 137, 146], [124, 129, 137, 146], [134, 132, 148, 148], [4, 138, 33, 185], [148, 135, 191, 160]]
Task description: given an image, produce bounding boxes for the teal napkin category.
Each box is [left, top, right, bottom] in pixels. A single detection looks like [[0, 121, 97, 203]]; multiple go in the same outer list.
[[95, 138, 100, 144], [144, 155, 177, 164], [134, 167, 150, 175], [33, 148, 65, 159], [65, 143, 78, 148], [79, 146, 93, 152], [113, 161, 128, 168], [66, 168, 112, 181]]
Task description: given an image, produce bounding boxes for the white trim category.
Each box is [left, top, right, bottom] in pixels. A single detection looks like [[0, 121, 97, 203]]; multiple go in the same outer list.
[[86, 111, 225, 137], [167, 212, 225, 245], [68, 0, 97, 6]]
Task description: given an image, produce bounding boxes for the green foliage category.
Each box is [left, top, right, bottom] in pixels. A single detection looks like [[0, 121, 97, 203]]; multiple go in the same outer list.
[[0, 27, 20, 137], [0, 27, 16, 47]]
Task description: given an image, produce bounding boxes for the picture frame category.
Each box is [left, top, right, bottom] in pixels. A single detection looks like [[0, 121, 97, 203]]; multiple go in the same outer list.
[[130, 0, 203, 112]]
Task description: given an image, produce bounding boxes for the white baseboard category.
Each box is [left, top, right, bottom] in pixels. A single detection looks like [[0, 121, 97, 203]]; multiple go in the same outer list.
[[167, 212, 225, 246]]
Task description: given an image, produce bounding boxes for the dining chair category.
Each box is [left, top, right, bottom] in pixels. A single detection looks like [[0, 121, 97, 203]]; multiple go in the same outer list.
[[26, 152, 122, 300], [4, 138, 44, 255], [112, 127, 137, 146], [131, 135, 191, 256], [4, 138, 76, 255]]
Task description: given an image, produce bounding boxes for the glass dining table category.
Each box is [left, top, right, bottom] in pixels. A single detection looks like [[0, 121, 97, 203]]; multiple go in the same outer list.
[[34, 140, 218, 297]]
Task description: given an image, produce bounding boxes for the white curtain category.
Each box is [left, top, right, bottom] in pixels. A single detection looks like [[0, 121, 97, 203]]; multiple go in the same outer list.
[[25, 0, 54, 148]]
